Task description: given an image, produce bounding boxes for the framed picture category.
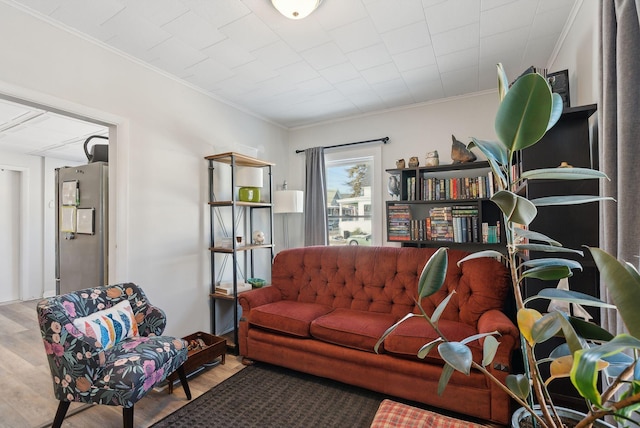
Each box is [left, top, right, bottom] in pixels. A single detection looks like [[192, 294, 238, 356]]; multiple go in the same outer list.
[[61, 180, 79, 206], [60, 206, 77, 233], [76, 208, 95, 234], [547, 69, 570, 108]]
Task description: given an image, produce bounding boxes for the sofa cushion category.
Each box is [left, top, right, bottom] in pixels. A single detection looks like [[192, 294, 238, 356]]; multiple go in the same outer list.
[[310, 308, 397, 352], [249, 300, 333, 338], [383, 316, 483, 363]]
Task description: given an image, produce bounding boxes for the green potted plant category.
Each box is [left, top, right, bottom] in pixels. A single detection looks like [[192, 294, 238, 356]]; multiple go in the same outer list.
[[376, 64, 640, 427]]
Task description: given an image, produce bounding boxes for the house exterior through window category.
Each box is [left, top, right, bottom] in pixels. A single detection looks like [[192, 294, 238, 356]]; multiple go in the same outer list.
[[325, 155, 373, 246]]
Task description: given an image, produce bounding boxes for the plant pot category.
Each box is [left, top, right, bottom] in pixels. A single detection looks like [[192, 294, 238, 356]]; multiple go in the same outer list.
[[511, 405, 616, 428]]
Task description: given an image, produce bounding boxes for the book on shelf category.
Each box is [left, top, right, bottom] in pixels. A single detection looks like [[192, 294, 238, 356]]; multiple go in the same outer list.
[[420, 173, 495, 201]]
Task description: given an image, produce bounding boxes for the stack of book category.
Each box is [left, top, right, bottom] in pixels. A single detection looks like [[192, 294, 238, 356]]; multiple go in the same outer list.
[[388, 204, 411, 241]]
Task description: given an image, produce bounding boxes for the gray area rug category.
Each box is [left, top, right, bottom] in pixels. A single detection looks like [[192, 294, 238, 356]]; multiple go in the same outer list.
[[151, 362, 389, 427]]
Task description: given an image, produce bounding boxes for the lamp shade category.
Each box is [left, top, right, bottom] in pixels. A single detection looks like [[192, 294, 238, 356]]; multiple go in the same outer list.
[[274, 190, 304, 214], [271, 0, 322, 20], [235, 167, 263, 188]]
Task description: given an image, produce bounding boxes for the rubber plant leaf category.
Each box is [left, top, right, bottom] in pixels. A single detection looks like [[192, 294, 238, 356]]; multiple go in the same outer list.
[[456, 250, 504, 267], [497, 63, 509, 101], [418, 339, 443, 359], [437, 363, 455, 396], [589, 247, 640, 339], [374, 313, 417, 354], [520, 265, 572, 281], [495, 72, 552, 152], [417, 247, 448, 300], [491, 190, 537, 226], [533, 288, 615, 309], [531, 311, 564, 345], [482, 335, 500, 367], [517, 308, 542, 346], [547, 92, 564, 131], [546, 354, 576, 386], [514, 227, 561, 246], [522, 167, 609, 181], [521, 258, 583, 271], [460, 331, 500, 345], [438, 342, 472, 375], [515, 243, 583, 256], [571, 334, 640, 406], [432, 291, 455, 324], [624, 261, 640, 284], [569, 316, 614, 342], [531, 195, 615, 207], [506, 374, 530, 400], [468, 138, 509, 166]]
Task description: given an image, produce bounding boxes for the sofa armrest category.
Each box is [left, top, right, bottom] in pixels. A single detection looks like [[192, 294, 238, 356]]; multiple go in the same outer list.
[[238, 286, 282, 314], [477, 309, 519, 342]]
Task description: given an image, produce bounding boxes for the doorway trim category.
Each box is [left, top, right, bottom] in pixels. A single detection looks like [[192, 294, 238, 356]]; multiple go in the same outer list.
[[0, 166, 27, 301], [0, 80, 130, 298]]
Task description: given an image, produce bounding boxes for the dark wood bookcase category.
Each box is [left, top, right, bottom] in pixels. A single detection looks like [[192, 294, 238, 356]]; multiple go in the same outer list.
[[520, 104, 599, 410]]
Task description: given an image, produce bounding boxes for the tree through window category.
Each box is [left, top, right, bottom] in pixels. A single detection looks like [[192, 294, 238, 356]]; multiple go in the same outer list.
[[326, 156, 373, 246]]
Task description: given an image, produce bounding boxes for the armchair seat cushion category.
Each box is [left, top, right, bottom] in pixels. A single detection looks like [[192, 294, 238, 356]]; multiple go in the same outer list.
[[86, 335, 188, 407]]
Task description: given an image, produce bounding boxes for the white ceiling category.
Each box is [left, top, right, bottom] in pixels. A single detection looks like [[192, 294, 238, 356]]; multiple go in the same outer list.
[[0, 98, 108, 162], [2, 0, 577, 160]]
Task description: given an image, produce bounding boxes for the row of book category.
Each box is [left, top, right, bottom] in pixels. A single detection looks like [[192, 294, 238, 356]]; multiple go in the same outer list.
[[387, 204, 501, 243], [405, 172, 498, 201]]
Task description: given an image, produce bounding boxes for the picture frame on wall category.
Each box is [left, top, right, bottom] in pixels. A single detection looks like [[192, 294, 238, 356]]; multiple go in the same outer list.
[[547, 69, 570, 108]]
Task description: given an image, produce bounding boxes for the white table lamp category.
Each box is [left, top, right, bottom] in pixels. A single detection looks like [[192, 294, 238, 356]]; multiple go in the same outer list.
[[274, 183, 303, 248]]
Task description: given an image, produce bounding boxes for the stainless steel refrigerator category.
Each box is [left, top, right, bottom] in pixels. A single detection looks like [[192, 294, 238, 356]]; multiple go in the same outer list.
[[55, 162, 108, 294]]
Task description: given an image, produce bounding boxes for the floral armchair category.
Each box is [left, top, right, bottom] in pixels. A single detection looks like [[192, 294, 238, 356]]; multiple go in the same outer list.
[[37, 282, 191, 428]]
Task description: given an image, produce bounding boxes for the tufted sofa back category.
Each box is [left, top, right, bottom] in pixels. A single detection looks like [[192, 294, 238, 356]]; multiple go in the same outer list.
[[271, 246, 510, 328]]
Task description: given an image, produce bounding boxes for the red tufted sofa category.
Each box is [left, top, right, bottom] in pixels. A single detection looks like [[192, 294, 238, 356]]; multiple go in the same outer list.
[[238, 246, 519, 424]]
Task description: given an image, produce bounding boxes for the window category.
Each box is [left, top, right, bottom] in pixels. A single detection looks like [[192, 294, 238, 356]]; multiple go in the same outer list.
[[325, 153, 376, 246]]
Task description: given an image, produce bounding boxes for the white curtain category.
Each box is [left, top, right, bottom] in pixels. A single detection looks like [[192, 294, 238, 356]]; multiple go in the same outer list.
[[304, 147, 328, 246], [599, 0, 640, 335]]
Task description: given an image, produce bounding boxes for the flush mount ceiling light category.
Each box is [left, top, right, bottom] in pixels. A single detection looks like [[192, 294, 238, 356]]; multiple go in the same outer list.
[[271, 0, 323, 20]]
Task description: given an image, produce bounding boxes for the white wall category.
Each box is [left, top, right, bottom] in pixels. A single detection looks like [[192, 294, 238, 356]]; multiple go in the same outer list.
[[548, 0, 599, 106], [288, 91, 500, 244], [0, 3, 288, 336]]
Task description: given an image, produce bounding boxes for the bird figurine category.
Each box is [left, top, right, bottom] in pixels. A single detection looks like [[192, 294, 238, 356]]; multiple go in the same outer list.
[[387, 174, 400, 200], [451, 135, 477, 163], [425, 150, 439, 166]]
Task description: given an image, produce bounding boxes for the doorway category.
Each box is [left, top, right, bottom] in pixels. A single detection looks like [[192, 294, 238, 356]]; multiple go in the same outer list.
[[0, 95, 112, 301], [0, 168, 20, 303]]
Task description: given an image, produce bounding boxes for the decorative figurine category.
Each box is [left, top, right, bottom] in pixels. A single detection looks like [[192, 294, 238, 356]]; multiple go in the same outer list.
[[451, 134, 477, 163], [387, 174, 400, 200], [396, 159, 405, 169], [408, 156, 419, 167], [425, 150, 439, 166], [252, 230, 265, 245]]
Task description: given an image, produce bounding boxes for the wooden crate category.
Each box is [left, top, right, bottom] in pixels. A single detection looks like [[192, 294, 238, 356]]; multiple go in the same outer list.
[[167, 331, 226, 393]]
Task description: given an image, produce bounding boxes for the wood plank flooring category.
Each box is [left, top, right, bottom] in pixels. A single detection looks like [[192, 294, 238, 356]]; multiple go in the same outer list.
[[0, 300, 245, 428]]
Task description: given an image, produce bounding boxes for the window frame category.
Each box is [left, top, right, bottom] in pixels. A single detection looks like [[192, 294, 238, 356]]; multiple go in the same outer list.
[[324, 145, 382, 246]]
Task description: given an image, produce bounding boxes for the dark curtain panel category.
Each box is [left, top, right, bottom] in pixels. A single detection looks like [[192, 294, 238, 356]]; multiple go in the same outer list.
[[304, 147, 328, 246], [599, 0, 640, 334]]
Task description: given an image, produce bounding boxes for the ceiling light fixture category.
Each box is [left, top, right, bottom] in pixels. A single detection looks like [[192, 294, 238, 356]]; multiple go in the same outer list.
[[271, 0, 323, 20]]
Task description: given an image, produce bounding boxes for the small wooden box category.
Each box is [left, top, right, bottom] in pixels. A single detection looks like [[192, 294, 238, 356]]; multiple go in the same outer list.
[[167, 331, 226, 393]]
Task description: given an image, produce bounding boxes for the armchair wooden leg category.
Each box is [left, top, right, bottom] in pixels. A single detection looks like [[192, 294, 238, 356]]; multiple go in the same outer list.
[[123, 406, 134, 428], [52, 401, 71, 428], [176, 365, 192, 400]]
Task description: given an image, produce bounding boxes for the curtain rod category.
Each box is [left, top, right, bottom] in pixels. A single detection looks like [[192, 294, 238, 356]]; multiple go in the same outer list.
[[295, 137, 389, 154]]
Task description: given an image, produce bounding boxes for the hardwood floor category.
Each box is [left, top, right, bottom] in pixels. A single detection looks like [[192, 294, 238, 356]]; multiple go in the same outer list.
[[0, 300, 245, 428]]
